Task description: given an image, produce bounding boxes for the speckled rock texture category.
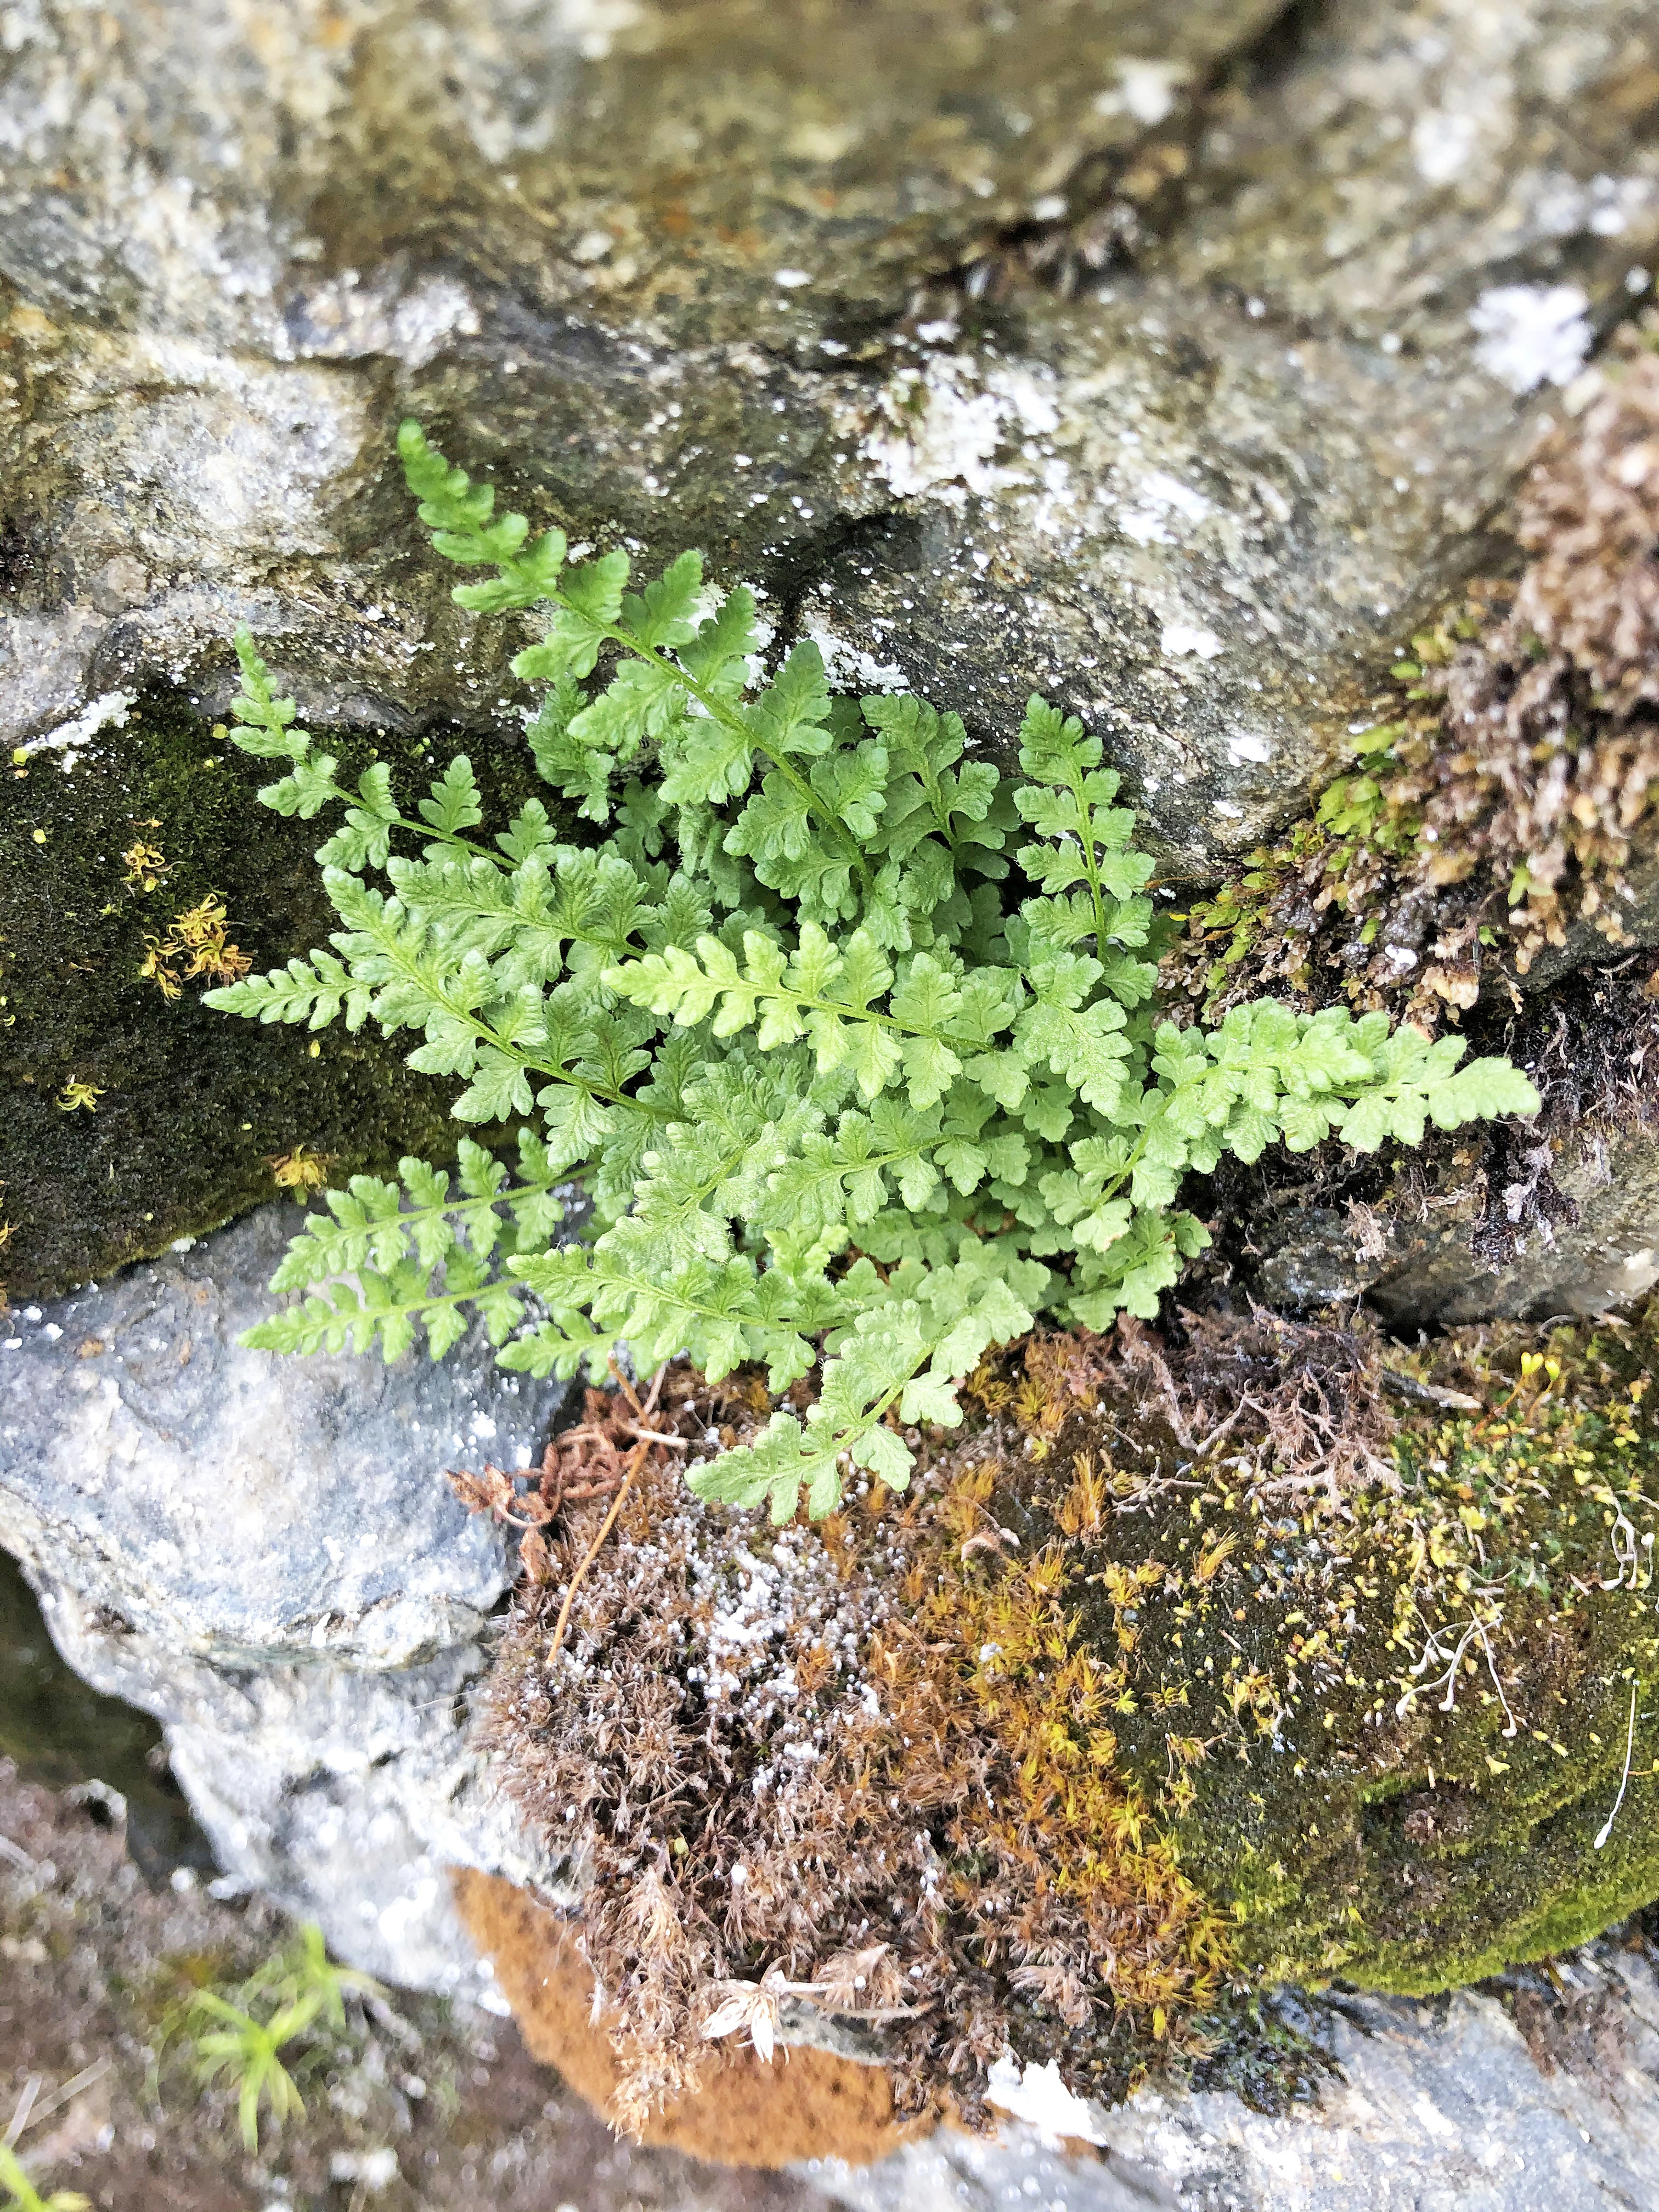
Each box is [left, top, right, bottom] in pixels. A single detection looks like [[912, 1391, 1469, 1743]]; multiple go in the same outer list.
[[0, 1206, 554, 1663], [1258, 1119, 1659, 1323], [0, 1205, 572, 1987], [1, 0, 1655, 864]]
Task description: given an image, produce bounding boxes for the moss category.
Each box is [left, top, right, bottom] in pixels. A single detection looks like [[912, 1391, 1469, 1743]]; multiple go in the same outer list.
[[998, 1308, 1659, 1999], [450, 1869, 926, 2168], [0, 684, 549, 1301], [463, 1308, 1659, 2123]]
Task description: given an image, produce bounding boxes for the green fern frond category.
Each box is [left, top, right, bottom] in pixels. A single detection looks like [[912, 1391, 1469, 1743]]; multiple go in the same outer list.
[[207, 426, 1544, 1521]]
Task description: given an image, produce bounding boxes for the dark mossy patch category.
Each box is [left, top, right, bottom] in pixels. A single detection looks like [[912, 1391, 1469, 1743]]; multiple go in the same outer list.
[[966, 1306, 1659, 2002], [0, 684, 550, 1301]]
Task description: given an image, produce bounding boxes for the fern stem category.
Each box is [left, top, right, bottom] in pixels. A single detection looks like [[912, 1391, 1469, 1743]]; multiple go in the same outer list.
[[545, 1363, 671, 1663], [1066, 764, 1113, 965]]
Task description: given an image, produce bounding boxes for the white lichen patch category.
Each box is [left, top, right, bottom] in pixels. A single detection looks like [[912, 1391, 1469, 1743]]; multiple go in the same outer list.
[[1469, 284, 1593, 394], [803, 621, 909, 695], [1116, 469, 1214, 547], [859, 358, 1060, 501], [1160, 622, 1223, 662], [18, 689, 132, 767], [985, 2052, 1109, 2146], [1093, 59, 1190, 128]]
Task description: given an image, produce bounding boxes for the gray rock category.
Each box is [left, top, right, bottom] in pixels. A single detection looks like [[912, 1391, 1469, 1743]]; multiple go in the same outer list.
[[1256, 1122, 1659, 1324], [815, 1940, 1659, 2211], [0, 1203, 572, 1989], [1, 0, 1655, 864], [0, 1205, 560, 1667], [31, 1575, 568, 1994]]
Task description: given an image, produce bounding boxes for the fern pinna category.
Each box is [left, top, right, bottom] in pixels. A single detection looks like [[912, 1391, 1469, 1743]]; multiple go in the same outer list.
[[207, 421, 1539, 1523]]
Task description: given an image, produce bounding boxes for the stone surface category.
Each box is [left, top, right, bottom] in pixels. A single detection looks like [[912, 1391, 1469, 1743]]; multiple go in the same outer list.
[[0, 1203, 572, 1988], [33, 1577, 563, 1994], [7, 0, 1659, 1306], [0, 0, 1655, 864], [0, 1205, 557, 1665], [1256, 1120, 1659, 1323], [817, 1939, 1659, 2210]]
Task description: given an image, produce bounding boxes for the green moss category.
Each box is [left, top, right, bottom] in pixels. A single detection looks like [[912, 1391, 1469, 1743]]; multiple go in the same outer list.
[[1161, 1318, 1659, 1991], [974, 1308, 1659, 2008], [0, 685, 548, 1301]]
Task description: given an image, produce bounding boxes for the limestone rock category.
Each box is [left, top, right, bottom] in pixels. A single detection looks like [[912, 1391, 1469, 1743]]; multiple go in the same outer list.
[[0, 0, 1654, 861], [818, 1938, 1659, 2210], [0, 1204, 571, 1986], [0, 1205, 560, 1664]]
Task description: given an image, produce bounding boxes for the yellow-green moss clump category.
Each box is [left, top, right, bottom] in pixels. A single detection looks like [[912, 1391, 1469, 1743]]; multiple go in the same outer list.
[[0, 686, 550, 1300], [1001, 1307, 1659, 1996], [480, 1302, 1659, 2129]]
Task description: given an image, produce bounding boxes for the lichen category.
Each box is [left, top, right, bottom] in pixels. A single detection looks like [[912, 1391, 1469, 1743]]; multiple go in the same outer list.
[[0, 685, 548, 1300]]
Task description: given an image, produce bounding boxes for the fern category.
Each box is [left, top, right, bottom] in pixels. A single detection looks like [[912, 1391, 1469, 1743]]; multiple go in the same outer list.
[[207, 421, 1541, 1522]]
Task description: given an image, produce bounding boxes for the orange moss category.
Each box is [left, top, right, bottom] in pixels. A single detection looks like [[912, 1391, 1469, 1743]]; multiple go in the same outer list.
[[450, 1868, 927, 2169]]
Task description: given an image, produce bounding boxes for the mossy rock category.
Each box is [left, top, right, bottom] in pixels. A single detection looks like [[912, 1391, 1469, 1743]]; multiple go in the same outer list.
[[1012, 1312, 1659, 2002], [0, 688, 546, 1301], [472, 1308, 1659, 2118]]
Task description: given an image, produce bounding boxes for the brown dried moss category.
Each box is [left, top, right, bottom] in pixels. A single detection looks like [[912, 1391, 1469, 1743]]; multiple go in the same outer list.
[[450, 1869, 922, 2168], [481, 1367, 1232, 2136], [1166, 317, 1659, 1029], [471, 1302, 1659, 2138]]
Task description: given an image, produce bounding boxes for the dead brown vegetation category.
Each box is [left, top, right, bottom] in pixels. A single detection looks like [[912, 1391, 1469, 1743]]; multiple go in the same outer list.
[[451, 1869, 922, 2169], [480, 1363, 1233, 2137]]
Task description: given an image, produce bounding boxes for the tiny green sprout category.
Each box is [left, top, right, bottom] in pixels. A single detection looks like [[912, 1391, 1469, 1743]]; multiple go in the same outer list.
[[246, 1921, 385, 2032], [0, 2144, 90, 2212], [188, 1987, 320, 2152]]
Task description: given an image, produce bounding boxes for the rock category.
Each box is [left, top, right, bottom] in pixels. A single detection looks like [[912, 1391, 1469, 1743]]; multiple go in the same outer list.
[[0, 1204, 572, 1986], [0, 0, 1654, 863], [0, 1206, 554, 1663], [815, 1936, 1659, 2210], [1255, 1118, 1659, 1324], [33, 1581, 560, 1993]]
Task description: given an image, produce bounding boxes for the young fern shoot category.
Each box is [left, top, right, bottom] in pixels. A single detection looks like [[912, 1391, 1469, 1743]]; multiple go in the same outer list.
[[207, 421, 1541, 1523]]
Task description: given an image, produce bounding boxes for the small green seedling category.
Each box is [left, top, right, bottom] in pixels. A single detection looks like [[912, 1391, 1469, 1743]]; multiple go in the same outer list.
[[188, 1987, 320, 2152], [0, 2143, 90, 2212], [244, 1920, 385, 2032]]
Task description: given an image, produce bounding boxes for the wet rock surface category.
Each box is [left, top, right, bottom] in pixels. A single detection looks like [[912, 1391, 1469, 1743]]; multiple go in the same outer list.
[[0, 1204, 571, 1988]]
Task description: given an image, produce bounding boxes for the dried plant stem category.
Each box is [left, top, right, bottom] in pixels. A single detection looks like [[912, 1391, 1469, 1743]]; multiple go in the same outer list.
[[546, 1365, 669, 1667]]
